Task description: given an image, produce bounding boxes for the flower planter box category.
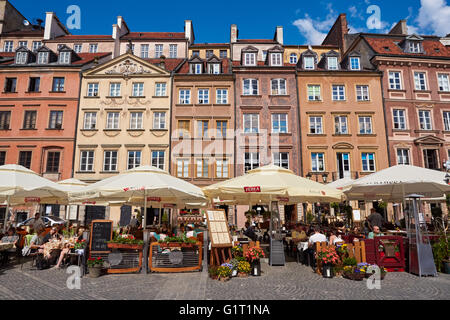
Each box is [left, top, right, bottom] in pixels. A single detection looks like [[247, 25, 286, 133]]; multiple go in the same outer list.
[[238, 272, 249, 278], [219, 276, 230, 282], [107, 243, 143, 250], [88, 266, 103, 278], [343, 272, 365, 281]]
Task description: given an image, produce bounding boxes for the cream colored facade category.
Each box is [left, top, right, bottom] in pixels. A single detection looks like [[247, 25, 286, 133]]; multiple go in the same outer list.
[[188, 45, 230, 59], [283, 45, 339, 64]]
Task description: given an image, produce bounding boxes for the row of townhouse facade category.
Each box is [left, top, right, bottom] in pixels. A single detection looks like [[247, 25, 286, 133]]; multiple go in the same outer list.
[[0, 0, 449, 226]]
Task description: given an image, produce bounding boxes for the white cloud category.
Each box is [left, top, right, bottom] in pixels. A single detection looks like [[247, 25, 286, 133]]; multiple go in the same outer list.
[[417, 0, 450, 36], [292, 3, 337, 44]]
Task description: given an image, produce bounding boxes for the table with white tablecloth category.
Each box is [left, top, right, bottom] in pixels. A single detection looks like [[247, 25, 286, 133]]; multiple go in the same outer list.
[[297, 241, 309, 251]]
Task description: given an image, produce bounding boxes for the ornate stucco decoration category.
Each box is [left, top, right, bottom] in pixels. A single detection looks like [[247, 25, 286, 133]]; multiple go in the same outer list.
[[100, 94, 151, 107], [105, 59, 152, 78]]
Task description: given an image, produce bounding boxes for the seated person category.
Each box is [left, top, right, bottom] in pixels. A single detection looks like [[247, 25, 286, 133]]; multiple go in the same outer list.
[[334, 231, 344, 244], [176, 224, 185, 237], [328, 230, 338, 245], [1, 227, 20, 264], [243, 221, 257, 241], [308, 227, 327, 248], [291, 225, 308, 243], [185, 224, 197, 238], [368, 225, 383, 239]]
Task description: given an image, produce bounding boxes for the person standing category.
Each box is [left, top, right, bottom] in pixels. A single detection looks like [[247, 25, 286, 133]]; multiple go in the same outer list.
[[367, 208, 384, 229]]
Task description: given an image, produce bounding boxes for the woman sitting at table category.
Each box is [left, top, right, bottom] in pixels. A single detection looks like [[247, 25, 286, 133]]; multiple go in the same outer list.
[[185, 224, 197, 238]]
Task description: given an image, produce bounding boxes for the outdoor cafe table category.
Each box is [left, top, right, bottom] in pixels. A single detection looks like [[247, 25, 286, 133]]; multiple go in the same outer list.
[[297, 242, 309, 251], [0, 243, 13, 252]]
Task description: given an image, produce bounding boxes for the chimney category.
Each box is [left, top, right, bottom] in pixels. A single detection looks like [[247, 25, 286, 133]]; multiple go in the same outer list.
[[112, 24, 118, 40], [44, 12, 68, 40], [44, 12, 54, 40], [230, 24, 238, 43], [275, 26, 283, 45], [389, 20, 408, 35], [185, 20, 194, 45], [322, 13, 349, 55], [117, 16, 124, 29]]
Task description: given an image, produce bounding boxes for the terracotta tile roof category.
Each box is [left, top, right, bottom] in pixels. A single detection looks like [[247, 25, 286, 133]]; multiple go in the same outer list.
[[232, 60, 293, 67], [46, 35, 113, 42], [0, 53, 16, 58], [175, 58, 232, 74], [122, 32, 186, 40], [73, 52, 111, 65], [144, 58, 185, 71], [1, 29, 44, 37]]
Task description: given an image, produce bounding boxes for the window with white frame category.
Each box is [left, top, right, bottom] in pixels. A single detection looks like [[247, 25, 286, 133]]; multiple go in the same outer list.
[[18, 41, 28, 48], [132, 82, 144, 97], [155, 83, 166, 96], [196, 159, 209, 178], [361, 153, 376, 172], [272, 113, 288, 133], [208, 63, 220, 74], [334, 116, 348, 134], [89, 44, 98, 53], [309, 116, 323, 134], [408, 42, 421, 53], [216, 89, 228, 104], [197, 120, 208, 138], [37, 51, 48, 64], [307, 85, 321, 101], [244, 52, 256, 66], [179, 89, 191, 104], [438, 74, 450, 92], [393, 109, 406, 130], [206, 50, 213, 59], [419, 110, 432, 130], [443, 111, 450, 131], [289, 53, 297, 64], [397, 149, 410, 165], [273, 152, 289, 169], [350, 57, 360, 70], [3, 41, 13, 52], [49, 111, 63, 129], [332, 85, 345, 100], [244, 153, 259, 172], [262, 51, 268, 61], [129, 112, 143, 129], [58, 51, 71, 64], [177, 159, 189, 177], [109, 83, 121, 96], [87, 83, 99, 97], [303, 56, 314, 70], [127, 151, 141, 169], [80, 151, 94, 172], [152, 151, 165, 170], [52, 77, 65, 91], [32, 41, 42, 52], [216, 120, 227, 138], [106, 112, 120, 129], [356, 85, 370, 101], [103, 151, 118, 171], [219, 50, 227, 58], [328, 57, 338, 70], [271, 53, 282, 66], [140, 44, 149, 58], [359, 116, 373, 134], [388, 71, 402, 90], [73, 44, 82, 53], [169, 44, 177, 58], [153, 112, 166, 129], [192, 63, 202, 74], [414, 72, 427, 90], [15, 52, 27, 64], [243, 114, 259, 133], [311, 153, 324, 172], [155, 44, 163, 58], [271, 79, 286, 95], [243, 79, 258, 95], [198, 89, 209, 104], [83, 112, 97, 129], [216, 159, 229, 178]]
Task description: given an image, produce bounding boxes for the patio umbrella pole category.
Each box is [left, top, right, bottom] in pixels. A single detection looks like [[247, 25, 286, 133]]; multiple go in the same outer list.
[[2, 195, 10, 232], [143, 189, 147, 229], [158, 201, 162, 228]]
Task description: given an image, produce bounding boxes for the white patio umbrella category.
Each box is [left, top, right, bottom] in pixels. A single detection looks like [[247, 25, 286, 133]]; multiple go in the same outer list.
[[327, 177, 355, 191]]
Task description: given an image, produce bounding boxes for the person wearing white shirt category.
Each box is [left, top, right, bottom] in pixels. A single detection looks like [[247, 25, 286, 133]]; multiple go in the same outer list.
[[308, 228, 327, 247]]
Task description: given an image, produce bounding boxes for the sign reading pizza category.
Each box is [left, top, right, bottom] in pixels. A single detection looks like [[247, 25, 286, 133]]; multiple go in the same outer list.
[[244, 186, 261, 193]]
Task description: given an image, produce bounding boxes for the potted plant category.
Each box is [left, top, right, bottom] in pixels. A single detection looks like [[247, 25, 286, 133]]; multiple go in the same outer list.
[[432, 234, 450, 274], [237, 261, 251, 277], [229, 258, 239, 277], [231, 245, 243, 258], [87, 257, 104, 278], [317, 247, 340, 278], [107, 234, 144, 250], [245, 247, 265, 276], [343, 266, 365, 281], [342, 257, 357, 267], [217, 264, 232, 282], [208, 266, 219, 280]]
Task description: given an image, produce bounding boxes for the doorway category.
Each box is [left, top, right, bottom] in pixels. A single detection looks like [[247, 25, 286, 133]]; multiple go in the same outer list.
[[337, 153, 351, 179]]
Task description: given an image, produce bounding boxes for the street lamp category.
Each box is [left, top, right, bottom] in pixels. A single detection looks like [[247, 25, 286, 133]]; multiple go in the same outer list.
[[322, 173, 328, 183], [445, 173, 450, 185]]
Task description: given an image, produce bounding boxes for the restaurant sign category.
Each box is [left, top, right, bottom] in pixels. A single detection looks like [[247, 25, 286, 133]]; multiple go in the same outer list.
[[147, 197, 161, 202], [25, 197, 41, 203], [244, 186, 261, 193]]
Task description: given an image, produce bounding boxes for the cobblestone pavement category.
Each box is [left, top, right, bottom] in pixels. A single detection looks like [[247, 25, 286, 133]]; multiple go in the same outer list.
[[0, 261, 449, 300]]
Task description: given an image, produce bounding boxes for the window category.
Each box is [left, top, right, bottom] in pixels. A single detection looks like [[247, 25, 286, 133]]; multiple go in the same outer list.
[[243, 114, 259, 133], [83, 112, 97, 129], [141, 44, 149, 58], [309, 116, 323, 134], [206, 50, 213, 59], [177, 159, 189, 177], [307, 85, 321, 101], [359, 116, 373, 134], [196, 159, 209, 178], [73, 44, 82, 53], [197, 120, 208, 138], [397, 149, 410, 165], [37, 52, 48, 64], [393, 109, 406, 130], [243, 79, 258, 95], [444, 112, 450, 131], [216, 159, 229, 178], [15, 51, 27, 64], [178, 120, 190, 138], [438, 74, 450, 92], [328, 57, 338, 70], [4, 78, 16, 93], [23, 111, 37, 129], [362, 153, 375, 172], [271, 53, 282, 66], [132, 83, 144, 97], [244, 153, 259, 172], [303, 56, 314, 70], [18, 41, 28, 48], [169, 44, 177, 58], [409, 42, 421, 53], [179, 90, 191, 104], [106, 112, 120, 129], [103, 151, 118, 172], [216, 89, 228, 104], [356, 85, 370, 101], [273, 152, 289, 169], [272, 114, 288, 133], [32, 41, 42, 52], [192, 50, 199, 57], [87, 83, 99, 97], [25, 77, 40, 93], [0, 151, 6, 165], [271, 79, 286, 95], [198, 89, 209, 104], [128, 151, 141, 169], [262, 51, 268, 61], [219, 50, 227, 58], [311, 153, 324, 172], [289, 53, 297, 64], [52, 78, 65, 92], [193, 63, 202, 74], [419, 110, 432, 130], [18, 151, 32, 169], [58, 51, 71, 64], [49, 111, 63, 129], [334, 116, 348, 134], [414, 72, 427, 90], [46, 152, 60, 173], [0, 111, 11, 130], [350, 57, 360, 70], [3, 41, 13, 52], [109, 83, 121, 97], [89, 44, 98, 53], [80, 151, 94, 172], [155, 83, 166, 96], [155, 44, 163, 58], [244, 52, 256, 66], [216, 121, 227, 138], [129, 112, 143, 129], [153, 112, 166, 129], [152, 151, 165, 170], [208, 63, 220, 74], [332, 85, 345, 100]]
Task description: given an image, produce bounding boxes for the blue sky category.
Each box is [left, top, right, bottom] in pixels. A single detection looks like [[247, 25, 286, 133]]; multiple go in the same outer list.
[[10, 0, 450, 45]]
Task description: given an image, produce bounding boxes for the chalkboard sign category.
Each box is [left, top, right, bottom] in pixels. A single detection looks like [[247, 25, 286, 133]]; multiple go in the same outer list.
[[89, 220, 113, 253]]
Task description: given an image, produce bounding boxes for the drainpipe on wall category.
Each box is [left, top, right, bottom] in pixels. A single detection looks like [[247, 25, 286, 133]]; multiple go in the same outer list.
[[168, 72, 174, 175], [295, 69, 303, 176], [71, 70, 83, 179], [379, 71, 392, 167], [233, 70, 238, 226]]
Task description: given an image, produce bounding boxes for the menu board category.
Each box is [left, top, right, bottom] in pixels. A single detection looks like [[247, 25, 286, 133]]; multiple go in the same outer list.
[[352, 210, 361, 222], [206, 209, 232, 247], [89, 220, 113, 253]]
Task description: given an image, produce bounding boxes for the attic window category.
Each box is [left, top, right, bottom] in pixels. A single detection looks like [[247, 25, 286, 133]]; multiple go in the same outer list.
[[15, 51, 28, 64], [408, 42, 421, 53], [435, 48, 440, 53], [383, 46, 390, 51]]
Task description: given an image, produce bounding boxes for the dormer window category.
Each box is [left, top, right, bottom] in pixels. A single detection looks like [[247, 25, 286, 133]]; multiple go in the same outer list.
[[408, 42, 421, 53], [262, 51, 268, 62], [270, 53, 282, 66], [304, 56, 314, 70], [350, 57, 360, 70], [59, 51, 71, 64], [37, 52, 49, 64], [328, 57, 338, 70], [289, 53, 297, 64], [190, 63, 202, 74], [244, 52, 256, 66], [208, 63, 220, 74], [15, 51, 28, 64]]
